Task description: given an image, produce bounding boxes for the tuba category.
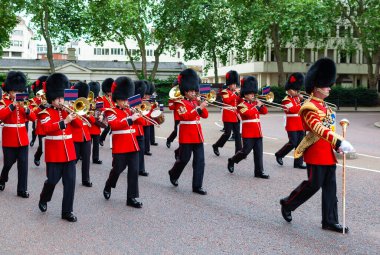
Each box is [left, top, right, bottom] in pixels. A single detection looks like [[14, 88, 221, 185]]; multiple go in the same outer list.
[[169, 85, 182, 99]]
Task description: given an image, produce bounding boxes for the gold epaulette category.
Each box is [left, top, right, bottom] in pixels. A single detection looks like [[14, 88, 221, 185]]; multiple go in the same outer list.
[[281, 96, 290, 102], [38, 109, 50, 115], [220, 89, 228, 94], [298, 99, 318, 116], [173, 100, 185, 106], [104, 108, 117, 114], [237, 102, 248, 113]]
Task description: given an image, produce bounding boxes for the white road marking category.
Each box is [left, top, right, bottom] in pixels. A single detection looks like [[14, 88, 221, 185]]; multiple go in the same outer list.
[[355, 153, 380, 159]]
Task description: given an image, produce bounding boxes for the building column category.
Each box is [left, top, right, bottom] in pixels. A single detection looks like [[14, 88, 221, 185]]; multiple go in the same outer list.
[[333, 49, 337, 62]]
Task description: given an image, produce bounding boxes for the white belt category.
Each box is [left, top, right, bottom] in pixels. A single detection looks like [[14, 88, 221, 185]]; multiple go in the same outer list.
[[3, 124, 26, 128], [286, 114, 299, 117], [112, 129, 136, 135], [241, 119, 260, 123], [180, 121, 200, 125], [45, 134, 72, 140]]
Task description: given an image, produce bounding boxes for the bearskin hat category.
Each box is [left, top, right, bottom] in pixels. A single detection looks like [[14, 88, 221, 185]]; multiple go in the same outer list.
[[172, 78, 178, 86], [4, 71, 27, 93], [134, 80, 147, 98], [285, 72, 304, 91], [88, 81, 100, 98], [305, 58, 336, 94], [240, 76, 258, 97], [32, 75, 48, 94], [102, 78, 114, 94], [226, 70, 239, 86], [177, 68, 199, 96], [45, 73, 70, 103], [142, 80, 156, 95], [73, 81, 89, 98], [112, 76, 135, 102]]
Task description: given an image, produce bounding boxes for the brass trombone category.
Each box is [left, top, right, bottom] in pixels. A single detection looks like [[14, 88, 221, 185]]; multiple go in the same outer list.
[[198, 90, 237, 112], [299, 91, 338, 111], [169, 85, 183, 100], [59, 97, 92, 127], [255, 92, 284, 109], [131, 101, 161, 127]]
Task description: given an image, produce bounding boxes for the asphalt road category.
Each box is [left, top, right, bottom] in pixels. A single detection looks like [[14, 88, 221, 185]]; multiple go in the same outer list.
[[0, 111, 379, 254]]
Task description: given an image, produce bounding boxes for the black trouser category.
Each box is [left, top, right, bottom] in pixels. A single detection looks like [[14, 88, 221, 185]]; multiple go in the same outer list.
[[167, 120, 180, 143], [34, 135, 45, 161], [31, 121, 37, 144], [137, 136, 145, 173], [230, 138, 264, 175], [105, 152, 139, 198], [91, 134, 100, 162], [0, 146, 28, 192], [169, 143, 205, 189], [275, 131, 304, 166], [214, 121, 242, 153], [281, 164, 339, 225], [74, 141, 91, 183], [100, 125, 111, 142], [150, 125, 156, 144], [40, 161, 76, 214], [143, 126, 151, 153]]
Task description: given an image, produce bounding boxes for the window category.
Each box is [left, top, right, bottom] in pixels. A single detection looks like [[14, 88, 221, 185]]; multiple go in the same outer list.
[[11, 40, 23, 47], [146, 49, 153, 56], [13, 30, 23, 36], [11, 52, 22, 57], [339, 50, 347, 63], [339, 26, 346, 37], [327, 49, 334, 60], [304, 49, 311, 63], [2, 51, 9, 57], [177, 51, 180, 58], [37, 45, 47, 53], [294, 48, 302, 62]]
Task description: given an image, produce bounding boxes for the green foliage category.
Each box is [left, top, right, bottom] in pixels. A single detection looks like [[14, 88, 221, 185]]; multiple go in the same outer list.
[[0, 73, 6, 83], [0, 0, 24, 54], [154, 75, 177, 106]]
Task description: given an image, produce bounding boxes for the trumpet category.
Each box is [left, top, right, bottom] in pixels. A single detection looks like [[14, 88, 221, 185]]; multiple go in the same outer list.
[[59, 97, 92, 127], [299, 91, 338, 111], [255, 92, 284, 109], [131, 101, 160, 127]]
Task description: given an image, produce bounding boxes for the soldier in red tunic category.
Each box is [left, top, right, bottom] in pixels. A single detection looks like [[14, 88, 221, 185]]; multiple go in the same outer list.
[[98, 78, 115, 146], [168, 69, 209, 195], [212, 70, 242, 156], [72, 81, 95, 187], [275, 73, 307, 169], [102, 76, 144, 208], [280, 58, 355, 233], [38, 73, 81, 222], [142, 80, 157, 156], [227, 76, 270, 179], [88, 81, 103, 164], [0, 71, 36, 198], [166, 79, 180, 149]]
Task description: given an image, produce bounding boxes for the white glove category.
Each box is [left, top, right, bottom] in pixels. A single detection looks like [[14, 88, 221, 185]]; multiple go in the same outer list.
[[339, 140, 355, 153]]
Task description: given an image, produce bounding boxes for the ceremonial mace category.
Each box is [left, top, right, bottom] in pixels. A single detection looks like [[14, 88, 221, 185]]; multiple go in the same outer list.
[[340, 118, 349, 235]]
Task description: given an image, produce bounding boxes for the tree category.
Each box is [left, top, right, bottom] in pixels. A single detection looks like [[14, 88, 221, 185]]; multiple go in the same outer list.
[[25, 0, 86, 73], [0, 0, 24, 55], [333, 0, 380, 90], [178, 0, 237, 83], [86, 0, 186, 80], [231, 0, 335, 86]]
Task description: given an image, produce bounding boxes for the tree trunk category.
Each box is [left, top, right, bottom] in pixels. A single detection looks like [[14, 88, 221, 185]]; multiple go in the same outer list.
[[136, 32, 147, 79], [117, 33, 139, 78], [41, 7, 55, 73], [364, 49, 376, 89], [212, 48, 219, 83], [271, 24, 285, 87], [151, 40, 165, 80], [374, 48, 380, 91]]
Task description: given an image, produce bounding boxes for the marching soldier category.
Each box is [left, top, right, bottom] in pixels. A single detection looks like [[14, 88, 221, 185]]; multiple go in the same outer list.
[[212, 70, 242, 156], [102, 76, 144, 208], [38, 73, 80, 222], [72, 81, 95, 187], [275, 73, 307, 169], [142, 80, 157, 156], [0, 71, 36, 198], [279, 58, 355, 233], [134, 80, 149, 176], [30, 75, 48, 166], [88, 81, 103, 164], [168, 68, 209, 195], [227, 76, 270, 179], [147, 81, 158, 147], [166, 79, 180, 149], [98, 78, 115, 146]]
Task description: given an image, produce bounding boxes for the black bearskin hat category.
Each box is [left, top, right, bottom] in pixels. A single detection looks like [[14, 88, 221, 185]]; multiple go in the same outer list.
[[88, 81, 100, 98], [226, 70, 239, 86], [73, 81, 90, 98], [240, 76, 258, 97], [285, 72, 304, 91], [45, 73, 70, 103], [142, 80, 155, 95], [112, 76, 135, 102], [102, 78, 114, 94], [177, 68, 199, 96], [305, 58, 336, 94], [134, 80, 147, 98], [32, 75, 48, 94], [4, 71, 27, 93]]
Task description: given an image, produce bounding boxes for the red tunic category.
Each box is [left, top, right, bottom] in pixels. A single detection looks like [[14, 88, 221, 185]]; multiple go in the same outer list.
[[300, 97, 342, 165], [237, 99, 268, 138], [168, 99, 180, 121], [281, 95, 304, 131], [220, 89, 239, 122], [104, 107, 144, 154], [175, 98, 208, 144], [0, 99, 36, 147], [40, 107, 81, 162], [97, 95, 114, 110]]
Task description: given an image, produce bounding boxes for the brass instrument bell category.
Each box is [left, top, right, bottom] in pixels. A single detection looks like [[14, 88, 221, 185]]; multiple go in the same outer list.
[[169, 85, 182, 99]]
